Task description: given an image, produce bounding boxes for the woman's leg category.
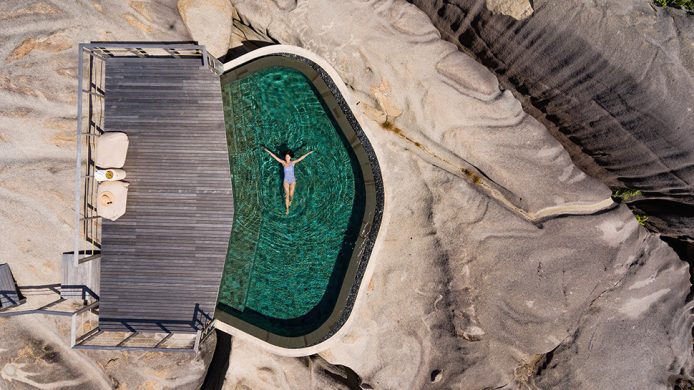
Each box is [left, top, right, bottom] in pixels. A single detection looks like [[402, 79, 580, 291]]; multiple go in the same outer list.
[[283, 181, 290, 214], [289, 182, 296, 203]]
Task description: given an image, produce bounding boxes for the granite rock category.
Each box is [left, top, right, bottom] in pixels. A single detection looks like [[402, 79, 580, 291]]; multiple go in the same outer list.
[[485, 0, 533, 20], [178, 0, 234, 58], [410, 0, 694, 241], [227, 0, 693, 387]]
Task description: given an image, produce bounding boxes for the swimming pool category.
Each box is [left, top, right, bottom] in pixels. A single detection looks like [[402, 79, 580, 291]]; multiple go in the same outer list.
[[215, 53, 383, 349]]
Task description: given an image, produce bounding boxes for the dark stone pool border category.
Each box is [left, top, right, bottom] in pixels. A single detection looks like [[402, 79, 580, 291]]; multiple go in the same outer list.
[[215, 50, 384, 351]]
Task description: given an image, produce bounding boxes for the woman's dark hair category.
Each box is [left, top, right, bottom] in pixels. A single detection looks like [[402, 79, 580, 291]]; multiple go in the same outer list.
[[283, 149, 294, 158]]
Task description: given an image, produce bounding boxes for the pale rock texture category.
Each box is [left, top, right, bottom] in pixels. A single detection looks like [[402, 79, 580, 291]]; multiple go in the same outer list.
[[223, 338, 359, 389], [485, 0, 533, 20], [411, 0, 694, 240], [0, 1, 215, 388], [226, 0, 693, 388], [177, 0, 234, 57]]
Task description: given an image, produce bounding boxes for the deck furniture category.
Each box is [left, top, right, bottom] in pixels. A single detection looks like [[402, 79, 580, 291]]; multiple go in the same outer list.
[[97, 181, 129, 221], [94, 132, 129, 168]]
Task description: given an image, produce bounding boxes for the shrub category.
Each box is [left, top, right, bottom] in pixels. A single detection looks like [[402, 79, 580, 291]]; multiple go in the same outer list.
[[612, 188, 642, 202], [654, 0, 694, 10]]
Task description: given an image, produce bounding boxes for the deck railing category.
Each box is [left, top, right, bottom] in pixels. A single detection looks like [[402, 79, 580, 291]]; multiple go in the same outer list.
[[72, 42, 223, 267], [69, 42, 223, 352], [70, 301, 209, 352], [72, 45, 103, 267]]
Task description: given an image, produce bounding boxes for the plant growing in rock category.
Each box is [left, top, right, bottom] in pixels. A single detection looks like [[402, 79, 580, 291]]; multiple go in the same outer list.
[[635, 214, 649, 226], [611, 188, 642, 202], [653, 0, 694, 10]]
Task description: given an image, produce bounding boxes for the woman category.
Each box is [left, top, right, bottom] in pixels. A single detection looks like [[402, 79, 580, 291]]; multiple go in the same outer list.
[[262, 147, 314, 214]]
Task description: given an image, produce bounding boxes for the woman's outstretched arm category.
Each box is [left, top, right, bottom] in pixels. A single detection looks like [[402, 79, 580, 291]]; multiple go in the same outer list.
[[294, 150, 314, 164], [263, 147, 284, 164]]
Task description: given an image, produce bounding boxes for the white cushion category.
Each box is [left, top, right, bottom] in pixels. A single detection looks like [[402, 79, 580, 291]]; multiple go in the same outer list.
[[97, 181, 129, 221], [94, 132, 129, 168], [94, 169, 127, 182]]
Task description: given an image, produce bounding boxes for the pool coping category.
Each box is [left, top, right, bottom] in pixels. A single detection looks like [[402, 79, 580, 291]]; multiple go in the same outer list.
[[215, 45, 386, 356]]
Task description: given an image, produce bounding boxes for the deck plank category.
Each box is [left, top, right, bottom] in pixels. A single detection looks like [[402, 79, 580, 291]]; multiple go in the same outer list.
[[99, 57, 233, 333]]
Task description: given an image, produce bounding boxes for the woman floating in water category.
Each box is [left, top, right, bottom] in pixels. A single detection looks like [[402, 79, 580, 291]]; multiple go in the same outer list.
[[263, 147, 314, 214]]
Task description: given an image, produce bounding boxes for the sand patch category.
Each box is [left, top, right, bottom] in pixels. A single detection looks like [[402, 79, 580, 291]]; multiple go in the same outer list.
[[597, 217, 639, 248], [92, 0, 104, 13], [141, 380, 160, 390], [122, 13, 152, 33], [628, 273, 657, 290], [44, 118, 75, 131], [618, 288, 670, 319], [0, 2, 63, 21], [44, 117, 77, 146], [50, 132, 76, 146], [0, 107, 32, 118], [151, 368, 171, 379], [0, 75, 41, 97], [7, 33, 72, 61], [371, 79, 402, 119], [129, 1, 153, 22], [55, 67, 76, 78], [359, 101, 387, 124]]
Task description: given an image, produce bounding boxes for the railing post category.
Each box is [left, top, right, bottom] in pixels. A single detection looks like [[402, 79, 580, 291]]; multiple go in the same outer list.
[[74, 44, 87, 268], [70, 312, 78, 347], [193, 330, 202, 352]]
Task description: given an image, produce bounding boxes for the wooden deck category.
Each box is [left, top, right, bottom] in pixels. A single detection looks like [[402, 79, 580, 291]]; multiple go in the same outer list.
[[99, 57, 233, 333]]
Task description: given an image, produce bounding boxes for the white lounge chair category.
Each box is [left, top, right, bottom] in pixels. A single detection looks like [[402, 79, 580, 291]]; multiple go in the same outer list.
[[94, 132, 129, 169], [97, 181, 129, 221]]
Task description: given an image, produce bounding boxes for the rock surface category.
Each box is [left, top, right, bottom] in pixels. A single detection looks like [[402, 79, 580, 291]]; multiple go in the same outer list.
[[178, 0, 234, 58], [410, 0, 694, 241], [485, 0, 533, 20], [226, 0, 693, 388], [0, 0, 692, 389], [0, 1, 216, 388]]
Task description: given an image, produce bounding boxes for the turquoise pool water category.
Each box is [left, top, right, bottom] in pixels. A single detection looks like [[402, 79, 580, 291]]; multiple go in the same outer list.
[[218, 66, 365, 336]]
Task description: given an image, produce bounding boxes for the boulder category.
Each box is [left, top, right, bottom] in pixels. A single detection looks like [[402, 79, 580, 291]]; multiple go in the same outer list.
[[486, 0, 533, 20], [177, 0, 234, 58]]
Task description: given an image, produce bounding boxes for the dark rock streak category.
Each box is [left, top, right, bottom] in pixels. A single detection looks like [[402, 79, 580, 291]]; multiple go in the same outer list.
[[409, 0, 694, 241]]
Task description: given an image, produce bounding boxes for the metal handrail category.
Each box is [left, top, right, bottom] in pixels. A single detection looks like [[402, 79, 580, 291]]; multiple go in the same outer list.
[[69, 42, 220, 352], [72, 42, 220, 267]]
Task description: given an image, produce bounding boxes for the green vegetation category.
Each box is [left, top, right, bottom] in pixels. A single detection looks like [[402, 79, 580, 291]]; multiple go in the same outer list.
[[611, 188, 649, 227], [635, 214, 649, 226], [611, 188, 642, 202], [653, 0, 694, 10]]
